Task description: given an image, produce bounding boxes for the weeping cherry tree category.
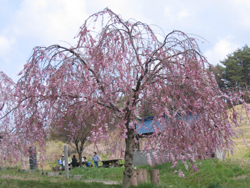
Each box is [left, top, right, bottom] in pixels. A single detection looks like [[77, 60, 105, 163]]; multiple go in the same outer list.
[[1, 8, 250, 188]]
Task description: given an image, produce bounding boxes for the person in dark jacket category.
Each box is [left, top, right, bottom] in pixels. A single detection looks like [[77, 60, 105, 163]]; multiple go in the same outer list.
[[72, 155, 77, 168]]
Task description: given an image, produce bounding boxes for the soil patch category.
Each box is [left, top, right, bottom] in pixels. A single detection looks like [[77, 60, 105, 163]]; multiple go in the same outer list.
[[0, 174, 39, 181], [233, 174, 248, 180], [83, 179, 120, 185]]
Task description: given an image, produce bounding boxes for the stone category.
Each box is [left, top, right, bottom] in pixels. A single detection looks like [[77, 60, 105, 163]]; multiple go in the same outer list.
[[47, 172, 56, 176], [73, 175, 82, 180]]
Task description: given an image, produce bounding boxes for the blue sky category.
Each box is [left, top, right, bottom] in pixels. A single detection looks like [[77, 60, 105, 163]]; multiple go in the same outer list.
[[0, 0, 250, 82]]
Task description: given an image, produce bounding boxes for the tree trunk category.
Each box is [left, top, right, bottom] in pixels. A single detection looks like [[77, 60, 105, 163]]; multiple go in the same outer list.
[[79, 142, 85, 167], [244, 77, 250, 103], [78, 152, 82, 167], [76, 144, 83, 168], [122, 128, 134, 188]]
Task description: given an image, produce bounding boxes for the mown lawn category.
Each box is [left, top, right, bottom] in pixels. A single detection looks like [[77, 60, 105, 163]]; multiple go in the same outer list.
[[1, 158, 250, 188]]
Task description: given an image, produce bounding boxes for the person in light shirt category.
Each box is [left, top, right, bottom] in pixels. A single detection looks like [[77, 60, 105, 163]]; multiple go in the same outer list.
[[82, 156, 87, 162], [92, 152, 100, 167], [83, 156, 93, 167]]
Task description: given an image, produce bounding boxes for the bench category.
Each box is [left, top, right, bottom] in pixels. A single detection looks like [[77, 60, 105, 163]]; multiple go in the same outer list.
[[98, 165, 110, 168]]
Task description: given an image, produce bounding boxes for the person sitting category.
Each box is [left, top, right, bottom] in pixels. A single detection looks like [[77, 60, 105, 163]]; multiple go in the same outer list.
[[82, 156, 92, 167], [86, 162, 93, 167], [68, 158, 72, 164], [82, 156, 87, 162], [72, 155, 77, 168], [62, 160, 65, 170], [61, 155, 65, 170], [58, 159, 62, 165]]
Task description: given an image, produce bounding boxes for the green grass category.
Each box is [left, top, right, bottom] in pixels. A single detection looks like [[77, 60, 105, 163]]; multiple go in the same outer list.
[[70, 166, 124, 181], [0, 179, 121, 188], [1, 159, 250, 188], [136, 159, 250, 188], [0, 168, 121, 188]]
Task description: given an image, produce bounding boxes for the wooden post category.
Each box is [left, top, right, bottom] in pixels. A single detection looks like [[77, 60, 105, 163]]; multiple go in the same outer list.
[[136, 169, 143, 184], [130, 171, 138, 186], [142, 169, 147, 183], [64, 145, 69, 178], [29, 147, 37, 170], [71, 164, 73, 176], [150, 169, 160, 185]]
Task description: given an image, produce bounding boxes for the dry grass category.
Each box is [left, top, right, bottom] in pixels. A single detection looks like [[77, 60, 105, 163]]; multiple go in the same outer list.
[[36, 140, 111, 170], [226, 157, 250, 170], [227, 104, 250, 159]]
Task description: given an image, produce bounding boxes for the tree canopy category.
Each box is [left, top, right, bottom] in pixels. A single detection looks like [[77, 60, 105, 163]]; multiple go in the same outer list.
[[221, 45, 250, 90], [0, 9, 250, 188], [209, 45, 250, 102], [208, 64, 226, 89], [49, 106, 95, 167]]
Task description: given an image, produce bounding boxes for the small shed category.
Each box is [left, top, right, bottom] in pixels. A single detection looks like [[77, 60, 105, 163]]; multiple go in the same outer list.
[[136, 116, 159, 135], [133, 114, 223, 164], [135, 114, 196, 135], [134, 115, 164, 151]]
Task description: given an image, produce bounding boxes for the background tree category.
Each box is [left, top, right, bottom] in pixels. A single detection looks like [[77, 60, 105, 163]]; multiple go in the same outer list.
[[50, 105, 96, 167], [0, 9, 250, 188], [0, 72, 28, 166], [221, 45, 250, 101], [208, 64, 226, 90]]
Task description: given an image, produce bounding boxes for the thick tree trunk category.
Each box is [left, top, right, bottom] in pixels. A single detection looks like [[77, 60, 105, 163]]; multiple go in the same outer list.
[[74, 140, 84, 167], [78, 152, 82, 167], [244, 77, 250, 103], [78, 146, 83, 167], [122, 128, 134, 188]]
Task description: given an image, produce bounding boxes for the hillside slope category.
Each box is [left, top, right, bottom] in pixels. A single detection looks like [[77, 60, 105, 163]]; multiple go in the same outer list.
[[227, 104, 250, 158]]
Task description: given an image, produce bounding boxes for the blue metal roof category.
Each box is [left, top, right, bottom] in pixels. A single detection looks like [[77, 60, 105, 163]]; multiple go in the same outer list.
[[136, 115, 165, 135], [136, 114, 197, 135]]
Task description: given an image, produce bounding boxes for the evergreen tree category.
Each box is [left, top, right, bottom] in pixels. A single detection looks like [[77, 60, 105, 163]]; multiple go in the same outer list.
[[221, 45, 250, 101], [221, 45, 250, 88], [208, 64, 226, 89]]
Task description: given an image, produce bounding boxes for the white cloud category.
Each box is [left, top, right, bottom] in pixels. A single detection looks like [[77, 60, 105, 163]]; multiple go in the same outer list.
[[0, 35, 15, 57], [204, 37, 240, 65], [0, 0, 89, 82], [11, 0, 88, 46], [99, 0, 130, 11], [0, 0, 249, 82], [223, 0, 250, 28], [233, 0, 250, 28], [165, 7, 191, 22], [97, 0, 148, 23], [163, 0, 206, 24], [178, 10, 190, 20]]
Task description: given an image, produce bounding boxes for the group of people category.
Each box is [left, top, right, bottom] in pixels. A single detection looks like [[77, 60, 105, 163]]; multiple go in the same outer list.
[[58, 152, 100, 169]]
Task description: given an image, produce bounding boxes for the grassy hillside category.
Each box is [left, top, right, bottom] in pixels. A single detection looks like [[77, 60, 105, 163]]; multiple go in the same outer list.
[[41, 104, 250, 170], [2, 159, 250, 188], [2, 104, 250, 187], [227, 104, 250, 159]]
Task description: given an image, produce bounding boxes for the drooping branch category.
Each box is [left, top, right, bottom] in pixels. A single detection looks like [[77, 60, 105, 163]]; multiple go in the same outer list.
[[0, 8, 249, 187]]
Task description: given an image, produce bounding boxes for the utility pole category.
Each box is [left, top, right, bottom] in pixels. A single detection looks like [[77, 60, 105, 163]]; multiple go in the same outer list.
[[64, 145, 69, 178]]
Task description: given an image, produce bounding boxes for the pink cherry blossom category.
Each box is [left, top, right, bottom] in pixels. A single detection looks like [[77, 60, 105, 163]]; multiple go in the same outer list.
[[0, 8, 250, 188]]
